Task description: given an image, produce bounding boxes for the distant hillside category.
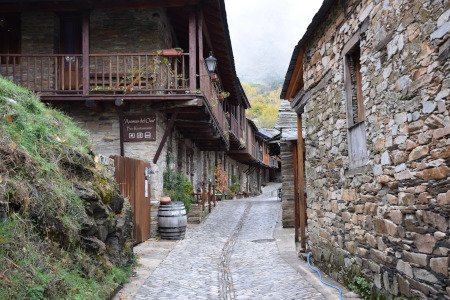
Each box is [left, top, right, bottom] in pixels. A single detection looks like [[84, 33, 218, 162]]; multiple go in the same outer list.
[[242, 81, 282, 128]]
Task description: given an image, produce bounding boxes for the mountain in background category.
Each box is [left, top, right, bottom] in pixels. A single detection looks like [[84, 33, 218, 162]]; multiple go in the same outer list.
[[242, 81, 282, 128]]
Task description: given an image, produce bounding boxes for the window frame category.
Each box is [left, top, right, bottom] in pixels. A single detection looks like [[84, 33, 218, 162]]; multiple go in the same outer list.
[[343, 33, 368, 170]]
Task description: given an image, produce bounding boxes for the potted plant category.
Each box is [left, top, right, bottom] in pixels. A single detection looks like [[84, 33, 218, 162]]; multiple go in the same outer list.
[[160, 48, 183, 56], [217, 91, 230, 101]]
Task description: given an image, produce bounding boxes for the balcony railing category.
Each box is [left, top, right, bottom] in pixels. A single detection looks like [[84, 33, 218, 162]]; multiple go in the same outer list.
[[200, 62, 229, 138], [230, 114, 240, 140], [0, 53, 189, 94]]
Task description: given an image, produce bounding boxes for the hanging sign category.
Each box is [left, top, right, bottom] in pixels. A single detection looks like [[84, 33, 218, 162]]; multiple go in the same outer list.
[[121, 114, 157, 142]]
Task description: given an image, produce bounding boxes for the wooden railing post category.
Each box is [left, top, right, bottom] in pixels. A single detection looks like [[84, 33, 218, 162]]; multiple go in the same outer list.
[[82, 12, 90, 96], [189, 11, 197, 93], [197, 9, 204, 91]]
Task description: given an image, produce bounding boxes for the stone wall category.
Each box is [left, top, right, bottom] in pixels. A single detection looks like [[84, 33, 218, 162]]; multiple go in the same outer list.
[[21, 12, 56, 53], [19, 8, 173, 54], [281, 142, 295, 227], [90, 8, 173, 52], [297, 0, 450, 298], [60, 103, 169, 237]]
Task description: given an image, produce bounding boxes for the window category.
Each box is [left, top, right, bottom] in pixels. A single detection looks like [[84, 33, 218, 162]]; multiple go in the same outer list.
[[344, 39, 367, 169], [0, 13, 21, 64], [346, 44, 364, 126]]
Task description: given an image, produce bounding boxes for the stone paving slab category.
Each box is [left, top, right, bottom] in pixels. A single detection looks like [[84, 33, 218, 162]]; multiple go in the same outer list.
[[126, 183, 354, 300]]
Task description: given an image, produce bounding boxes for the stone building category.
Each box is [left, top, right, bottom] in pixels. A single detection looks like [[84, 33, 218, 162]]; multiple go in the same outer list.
[[281, 0, 449, 298], [275, 100, 298, 228], [0, 0, 279, 239]]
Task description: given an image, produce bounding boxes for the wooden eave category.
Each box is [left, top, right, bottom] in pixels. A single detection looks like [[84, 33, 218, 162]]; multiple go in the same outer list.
[[280, 0, 336, 99], [284, 48, 304, 100]]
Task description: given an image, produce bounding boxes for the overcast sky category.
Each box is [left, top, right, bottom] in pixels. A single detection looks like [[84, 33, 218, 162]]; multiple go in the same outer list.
[[225, 0, 322, 84]]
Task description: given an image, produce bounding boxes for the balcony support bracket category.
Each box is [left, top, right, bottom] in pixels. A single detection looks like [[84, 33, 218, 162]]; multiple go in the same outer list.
[[153, 109, 179, 164]]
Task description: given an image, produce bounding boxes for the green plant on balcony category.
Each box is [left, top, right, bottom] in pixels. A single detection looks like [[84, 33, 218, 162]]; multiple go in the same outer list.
[[218, 91, 230, 101]]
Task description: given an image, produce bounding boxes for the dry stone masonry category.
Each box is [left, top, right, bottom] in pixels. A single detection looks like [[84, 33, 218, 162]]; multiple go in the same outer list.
[[288, 0, 450, 298]]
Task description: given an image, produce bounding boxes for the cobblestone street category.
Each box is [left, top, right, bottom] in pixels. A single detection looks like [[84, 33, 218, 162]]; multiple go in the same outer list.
[[132, 184, 337, 300]]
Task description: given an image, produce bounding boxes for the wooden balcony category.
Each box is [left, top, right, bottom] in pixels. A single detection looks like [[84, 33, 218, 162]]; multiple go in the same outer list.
[[0, 53, 189, 97], [229, 113, 245, 150], [198, 62, 229, 139], [0, 52, 231, 151]]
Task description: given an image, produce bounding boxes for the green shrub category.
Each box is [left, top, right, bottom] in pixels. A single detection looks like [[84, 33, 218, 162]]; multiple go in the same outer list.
[[229, 175, 240, 194], [163, 169, 193, 212], [0, 77, 133, 299], [348, 275, 372, 299]]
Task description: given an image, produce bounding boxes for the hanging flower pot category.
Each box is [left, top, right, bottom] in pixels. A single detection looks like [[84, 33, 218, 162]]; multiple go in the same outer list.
[[210, 73, 219, 82]]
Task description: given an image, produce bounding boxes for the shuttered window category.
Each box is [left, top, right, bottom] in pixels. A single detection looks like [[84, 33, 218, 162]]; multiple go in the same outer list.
[[344, 41, 367, 169]]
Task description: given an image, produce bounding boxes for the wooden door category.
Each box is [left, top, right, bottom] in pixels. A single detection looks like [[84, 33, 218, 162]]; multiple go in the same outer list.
[[112, 156, 151, 244], [59, 14, 82, 90]]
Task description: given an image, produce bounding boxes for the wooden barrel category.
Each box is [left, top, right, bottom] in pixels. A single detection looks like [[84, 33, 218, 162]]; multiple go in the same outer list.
[[158, 202, 187, 240]]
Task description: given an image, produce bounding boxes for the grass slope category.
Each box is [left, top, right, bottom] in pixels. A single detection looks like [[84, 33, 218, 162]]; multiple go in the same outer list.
[[0, 78, 132, 299]]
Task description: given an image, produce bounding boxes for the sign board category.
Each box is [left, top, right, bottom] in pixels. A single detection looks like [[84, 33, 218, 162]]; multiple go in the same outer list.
[[121, 114, 157, 142]]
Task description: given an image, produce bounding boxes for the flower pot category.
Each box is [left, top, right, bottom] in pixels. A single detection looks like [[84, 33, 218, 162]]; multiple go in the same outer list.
[[160, 196, 172, 205], [161, 48, 183, 56], [210, 73, 219, 82]]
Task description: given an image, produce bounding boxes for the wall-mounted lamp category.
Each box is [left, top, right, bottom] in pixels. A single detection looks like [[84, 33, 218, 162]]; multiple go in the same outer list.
[[205, 51, 217, 73]]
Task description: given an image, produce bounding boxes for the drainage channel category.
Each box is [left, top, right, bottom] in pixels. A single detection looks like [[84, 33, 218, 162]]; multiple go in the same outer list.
[[218, 203, 252, 300]]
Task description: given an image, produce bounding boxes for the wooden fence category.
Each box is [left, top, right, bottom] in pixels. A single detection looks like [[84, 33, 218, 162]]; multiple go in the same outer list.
[[112, 156, 151, 244]]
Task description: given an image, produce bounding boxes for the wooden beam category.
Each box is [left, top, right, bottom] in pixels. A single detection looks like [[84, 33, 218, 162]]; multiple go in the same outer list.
[[118, 112, 125, 156], [175, 119, 212, 126], [82, 12, 90, 96], [292, 141, 300, 243], [297, 115, 307, 251], [286, 48, 304, 100], [189, 11, 197, 93], [197, 9, 204, 91], [150, 98, 203, 110], [201, 11, 214, 53], [153, 110, 179, 164]]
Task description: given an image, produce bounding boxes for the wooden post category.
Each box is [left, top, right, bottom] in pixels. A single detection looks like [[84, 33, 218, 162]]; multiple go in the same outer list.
[[208, 181, 212, 213], [293, 142, 300, 243], [201, 181, 206, 212], [82, 12, 90, 96], [212, 184, 216, 207], [197, 10, 204, 91], [119, 112, 125, 156], [153, 110, 179, 164], [189, 11, 197, 93], [297, 115, 307, 251]]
